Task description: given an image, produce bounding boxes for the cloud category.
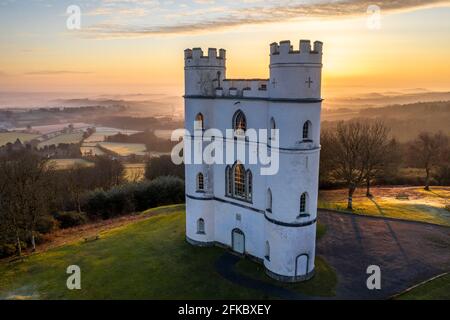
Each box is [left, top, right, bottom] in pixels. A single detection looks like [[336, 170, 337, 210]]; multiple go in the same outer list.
[[24, 71, 93, 76], [78, 0, 450, 38]]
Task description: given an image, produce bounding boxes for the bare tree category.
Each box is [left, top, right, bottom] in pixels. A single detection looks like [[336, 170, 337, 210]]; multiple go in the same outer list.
[[361, 122, 394, 197], [324, 121, 367, 210], [409, 132, 448, 190], [93, 156, 125, 188], [0, 151, 53, 254], [65, 164, 89, 213]]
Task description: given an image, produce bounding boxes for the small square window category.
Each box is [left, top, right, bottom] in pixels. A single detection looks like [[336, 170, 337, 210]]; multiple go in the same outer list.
[[236, 214, 241, 221]]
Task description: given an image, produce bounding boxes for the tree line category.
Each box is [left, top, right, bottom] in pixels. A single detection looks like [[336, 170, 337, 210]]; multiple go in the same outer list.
[[320, 120, 449, 209], [0, 152, 185, 258]]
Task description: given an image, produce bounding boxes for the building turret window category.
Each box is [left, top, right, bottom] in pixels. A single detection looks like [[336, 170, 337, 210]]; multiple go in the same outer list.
[[265, 241, 270, 261], [195, 113, 204, 130], [303, 121, 312, 141], [266, 188, 272, 212], [197, 218, 205, 234], [233, 110, 247, 135], [270, 117, 276, 141], [197, 173, 204, 191], [300, 192, 308, 214]]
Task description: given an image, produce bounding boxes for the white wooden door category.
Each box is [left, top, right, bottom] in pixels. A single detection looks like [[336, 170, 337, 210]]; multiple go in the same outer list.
[[232, 230, 245, 254], [296, 254, 308, 276]]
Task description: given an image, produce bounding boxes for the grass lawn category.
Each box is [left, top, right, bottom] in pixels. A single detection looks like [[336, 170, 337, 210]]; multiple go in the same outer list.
[[0, 205, 337, 300], [0, 132, 40, 146], [396, 273, 450, 300], [319, 187, 450, 227]]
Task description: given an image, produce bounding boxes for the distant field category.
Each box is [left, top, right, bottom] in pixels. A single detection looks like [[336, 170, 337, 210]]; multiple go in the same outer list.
[[80, 146, 105, 156], [38, 132, 84, 148], [13, 123, 90, 135], [99, 142, 147, 156], [124, 163, 146, 182], [0, 132, 40, 146], [49, 158, 94, 170], [319, 187, 450, 226], [154, 129, 173, 140], [84, 127, 141, 143]]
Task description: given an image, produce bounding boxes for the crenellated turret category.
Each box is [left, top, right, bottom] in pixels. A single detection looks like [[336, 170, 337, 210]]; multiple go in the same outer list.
[[185, 47, 226, 97], [269, 39, 323, 100]]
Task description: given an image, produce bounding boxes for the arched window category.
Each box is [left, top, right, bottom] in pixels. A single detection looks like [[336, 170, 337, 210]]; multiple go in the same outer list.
[[233, 110, 247, 134], [265, 241, 270, 261], [266, 188, 272, 212], [227, 162, 252, 201], [197, 173, 204, 191], [300, 192, 308, 214], [246, 170, 253, 201], [197, 218, 205, 234], [303, 121, 312, 140], [195, 113, 204, 130], [234, 163, 246, 198], [270, 117, 276, 141]]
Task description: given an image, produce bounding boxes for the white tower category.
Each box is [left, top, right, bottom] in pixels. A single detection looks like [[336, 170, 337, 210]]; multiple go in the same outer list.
[[184, 40, 323, 282]]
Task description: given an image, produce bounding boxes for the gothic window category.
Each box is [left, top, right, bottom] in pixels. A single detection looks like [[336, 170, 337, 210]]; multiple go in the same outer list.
[[233, 110, 247, 134], [234, 164, 246, 198], [195, 113, 204, 130], [300, 192, 308, 214], [266, 188, 272, 212], [197, 218, 205, 234], [197, 173, 204, 191], [265, 241, 270, 261], [303, 121, 312, 140], [226, 162, 252, 201]]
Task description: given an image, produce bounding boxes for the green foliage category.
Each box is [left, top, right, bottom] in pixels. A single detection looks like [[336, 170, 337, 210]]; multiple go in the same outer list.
[[83, 176, 185, 219], [35, 215, 58, 234], [53, 211, 88, 229], [145, 155, 185, 180]]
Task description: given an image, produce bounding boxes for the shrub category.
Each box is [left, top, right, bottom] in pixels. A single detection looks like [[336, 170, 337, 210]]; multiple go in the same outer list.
[[145, 155, 185, 180], [83, 189, 108, 219], [36, 215, 59, 234], [82, 176, 185, 219], [133, 176, 185, 210], [53, 211, 88, 229], [0, 243, 17, 258]]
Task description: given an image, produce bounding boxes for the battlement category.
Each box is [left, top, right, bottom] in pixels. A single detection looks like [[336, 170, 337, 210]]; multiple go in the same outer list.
[[270, 40, 322, 65], [185, 47, 226, 67], [215, 79, 269, 98]]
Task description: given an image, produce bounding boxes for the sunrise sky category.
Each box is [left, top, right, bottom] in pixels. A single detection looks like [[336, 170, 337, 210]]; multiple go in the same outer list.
[[0, 0, 449, 98]]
